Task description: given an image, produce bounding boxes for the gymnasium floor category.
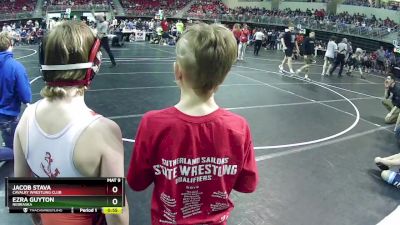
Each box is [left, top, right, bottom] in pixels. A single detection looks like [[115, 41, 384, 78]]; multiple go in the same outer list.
[[1, 42, 400, 225]]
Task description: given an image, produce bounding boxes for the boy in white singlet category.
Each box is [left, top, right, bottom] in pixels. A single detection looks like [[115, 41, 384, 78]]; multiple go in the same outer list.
[[13, 21, 129, 225]]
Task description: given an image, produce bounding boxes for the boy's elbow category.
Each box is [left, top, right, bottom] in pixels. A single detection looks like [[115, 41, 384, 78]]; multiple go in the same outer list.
[[234, 184, 257, 193], [22, 95, 32, 104], [106, 213, 129, 225], [234, 176, 259, 193], [127, 176, 151, 191]]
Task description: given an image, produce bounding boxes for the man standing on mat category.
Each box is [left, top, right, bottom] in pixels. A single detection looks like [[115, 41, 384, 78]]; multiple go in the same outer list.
[[0, 32, 31, 161], [253, 28, 264, 56], [279, 27, 298, 74], [92, 11, 116, 67], [329, 38, 348, 77], [377, 46, 386, 74], [321, 36, 337, 76], [296, 31, 315, 80], [383, 76, 400, 129]]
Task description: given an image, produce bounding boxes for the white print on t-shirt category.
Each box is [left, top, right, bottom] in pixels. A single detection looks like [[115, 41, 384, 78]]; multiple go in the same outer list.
[[218, 215, 229, 223], [153, 157, 238, 184], [211, 191, 228, 199], [160, 193, 177, 224], [181, 186, 203, 218], [210, 202, 230, 212], [161, 192, 177, 207]]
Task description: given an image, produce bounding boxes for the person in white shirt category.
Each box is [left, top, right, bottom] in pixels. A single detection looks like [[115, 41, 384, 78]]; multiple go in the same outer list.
[[322, 36, 337, 76], [92, 11, 116, 67], [112, 17, 118, 28], [14, 21, 129, 225], [329, 38, 347, 77], [253, 28, 264, 56]]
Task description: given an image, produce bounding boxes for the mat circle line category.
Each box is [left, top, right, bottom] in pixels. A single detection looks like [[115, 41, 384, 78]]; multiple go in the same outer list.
[[27, 56, 360, 150], [233, 65, 360, 150], [14, 48, 37, 60]]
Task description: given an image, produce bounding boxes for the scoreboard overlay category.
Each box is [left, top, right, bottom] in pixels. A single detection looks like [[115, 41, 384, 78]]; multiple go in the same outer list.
[[5, 177, 125, 214]]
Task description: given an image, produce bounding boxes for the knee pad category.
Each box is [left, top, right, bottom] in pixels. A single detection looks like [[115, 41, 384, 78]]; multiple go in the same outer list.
[[386, 171, 400, 188], [395, 127, 400, 140]]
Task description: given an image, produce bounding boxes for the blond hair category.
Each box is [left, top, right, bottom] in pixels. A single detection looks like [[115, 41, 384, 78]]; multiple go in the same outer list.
[[176, 23, 237, 97], [233, 23, 241, 31], [0, 32, 11, 51], [41, 21, 96, 100]]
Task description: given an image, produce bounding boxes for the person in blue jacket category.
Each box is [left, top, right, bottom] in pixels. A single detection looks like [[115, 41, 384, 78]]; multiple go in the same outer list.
[[0, 32, 31, 161]]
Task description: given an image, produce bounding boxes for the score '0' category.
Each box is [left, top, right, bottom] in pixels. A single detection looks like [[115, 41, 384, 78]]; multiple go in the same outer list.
[[112, 186, 118, 193], [112, 198, 118, 205]]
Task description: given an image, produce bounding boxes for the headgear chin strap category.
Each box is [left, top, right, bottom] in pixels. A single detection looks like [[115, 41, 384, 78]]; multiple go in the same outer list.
[[41, 39, 102, 87]]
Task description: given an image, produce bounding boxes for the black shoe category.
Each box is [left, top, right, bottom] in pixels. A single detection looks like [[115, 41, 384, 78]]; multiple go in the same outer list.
[[375, 162, 389, 171], [110, 62, 116, 68]]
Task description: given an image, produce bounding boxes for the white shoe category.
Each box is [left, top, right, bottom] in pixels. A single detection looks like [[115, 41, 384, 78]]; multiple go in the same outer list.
[[296, 69, 301, 75], [304, 74, 310, 80], [279, 65, 283, 72], [321, 73, 325, 76], [290, 69, 295, 74]]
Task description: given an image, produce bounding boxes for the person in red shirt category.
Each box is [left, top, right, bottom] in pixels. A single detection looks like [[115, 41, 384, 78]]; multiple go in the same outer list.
[[238, 24, 250, 61], [127, 23, 258, 225], [161, 19, 169, 33], [232, 23, 241, 45]]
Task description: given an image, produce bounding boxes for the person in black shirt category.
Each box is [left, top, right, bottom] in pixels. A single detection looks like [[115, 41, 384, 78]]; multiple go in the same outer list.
[[279, 27, 298, 74], [296, 31, 315, 80], [329, 38, 348, 77], [383, 76, 400, 128]]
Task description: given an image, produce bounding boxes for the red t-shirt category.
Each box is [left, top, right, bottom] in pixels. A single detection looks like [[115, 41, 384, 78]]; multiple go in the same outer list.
[[240, 29, 250, 43], [161, 20, 169, 32], [232, 29, 242, 41], [127, 107, 258, 225]]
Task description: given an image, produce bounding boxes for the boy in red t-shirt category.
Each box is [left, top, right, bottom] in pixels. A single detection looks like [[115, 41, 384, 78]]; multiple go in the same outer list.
[[161, 19, 169, 32], [238, 24, 250, 61], [127, 23, 259, 225]]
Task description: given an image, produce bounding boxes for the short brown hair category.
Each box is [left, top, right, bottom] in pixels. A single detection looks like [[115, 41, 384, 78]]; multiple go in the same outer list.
[[41, 21, 96, 100], [175, 23, 237, 97], [0, 32, 11, 51]]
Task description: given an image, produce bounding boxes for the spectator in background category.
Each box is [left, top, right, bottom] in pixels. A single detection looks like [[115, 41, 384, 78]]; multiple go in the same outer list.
[[161, 18, 169, 33], [377, 46, 386, 74], [296, 31, 315, 80], [232, 23, 241, 45], [253, 28, 264, 56], [238, 24, 249, 61], [322, 36, 337, 76], [0, 32, 31, 161], [176, 20, 184, 35], [382, 76, 400, 127]]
